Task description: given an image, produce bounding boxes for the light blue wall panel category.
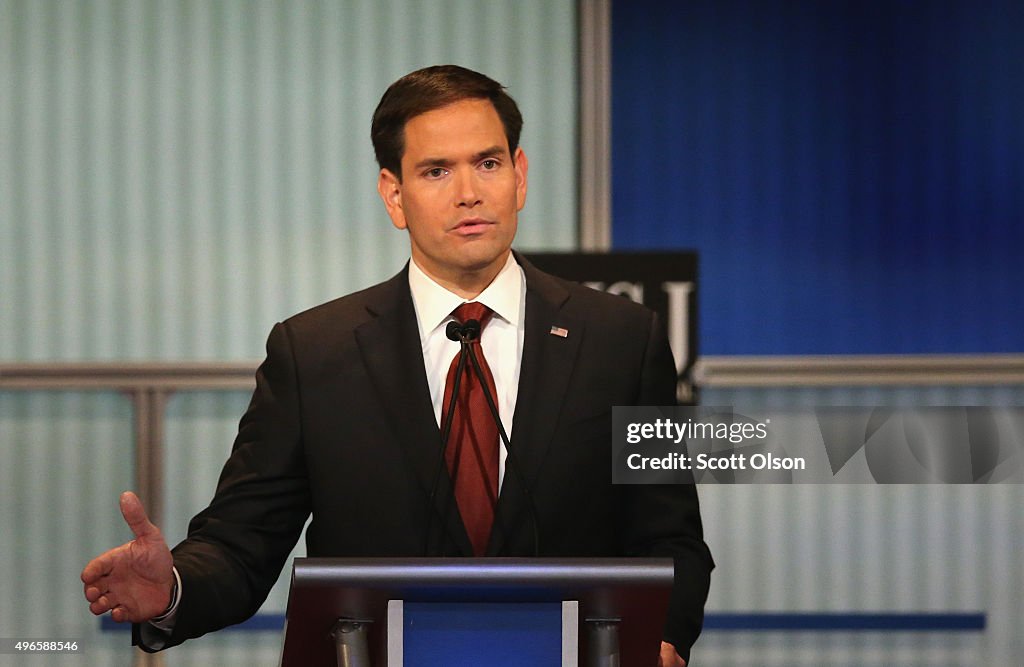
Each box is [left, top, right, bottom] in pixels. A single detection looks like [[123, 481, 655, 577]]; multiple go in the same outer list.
[[0, 0, 577, 362], [0, 391, 134, 666]]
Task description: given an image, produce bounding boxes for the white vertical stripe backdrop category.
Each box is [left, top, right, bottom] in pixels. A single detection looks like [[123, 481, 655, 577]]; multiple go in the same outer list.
[[0, 391, 134, 666], [0, 0, 577, 362]]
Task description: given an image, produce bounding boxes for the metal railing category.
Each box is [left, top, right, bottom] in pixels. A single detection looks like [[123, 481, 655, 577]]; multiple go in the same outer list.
[[5, 354, 1023, 524], [693, 354, 1024, 387]]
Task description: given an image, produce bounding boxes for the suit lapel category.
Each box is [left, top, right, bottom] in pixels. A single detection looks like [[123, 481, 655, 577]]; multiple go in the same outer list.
[[489, 256, 584, 555], [354, 268, 474, 556]]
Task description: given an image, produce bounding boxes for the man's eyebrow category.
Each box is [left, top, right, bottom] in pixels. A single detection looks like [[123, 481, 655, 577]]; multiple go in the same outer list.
[[413, 156, 455, 171], [472, 146, 507, 161]]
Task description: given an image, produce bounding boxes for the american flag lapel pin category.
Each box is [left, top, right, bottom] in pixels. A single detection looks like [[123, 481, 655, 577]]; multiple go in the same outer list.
[[549, 325, 569, 338]]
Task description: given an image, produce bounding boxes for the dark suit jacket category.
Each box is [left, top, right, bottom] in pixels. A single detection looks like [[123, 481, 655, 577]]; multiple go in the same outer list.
[[151, 255, 713, 658]]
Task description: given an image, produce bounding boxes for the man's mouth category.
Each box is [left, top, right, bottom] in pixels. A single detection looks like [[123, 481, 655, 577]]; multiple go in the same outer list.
[[452, 218, 495, 235]]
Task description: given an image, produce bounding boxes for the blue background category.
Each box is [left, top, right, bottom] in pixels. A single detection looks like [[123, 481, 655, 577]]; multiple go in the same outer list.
[[612, 0, 1024, 355]]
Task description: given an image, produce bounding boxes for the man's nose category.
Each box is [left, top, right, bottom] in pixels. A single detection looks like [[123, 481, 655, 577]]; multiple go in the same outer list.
[[454, 169, 482, 208]]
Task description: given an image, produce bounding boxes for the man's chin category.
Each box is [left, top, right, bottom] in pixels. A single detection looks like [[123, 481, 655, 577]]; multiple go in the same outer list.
[[457, 248, 512, 274], [443, 237, 507, 263]]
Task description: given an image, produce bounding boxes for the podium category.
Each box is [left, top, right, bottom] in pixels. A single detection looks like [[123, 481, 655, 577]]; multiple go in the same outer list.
[[280, 557, 674, 667]]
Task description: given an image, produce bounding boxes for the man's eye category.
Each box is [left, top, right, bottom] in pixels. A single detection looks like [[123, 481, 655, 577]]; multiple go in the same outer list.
[[425, 167, 448, 178], [480, 159, 498, 170]]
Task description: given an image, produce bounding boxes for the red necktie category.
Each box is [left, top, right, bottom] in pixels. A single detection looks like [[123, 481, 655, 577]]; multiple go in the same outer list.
[[442, 302, 499, 556]]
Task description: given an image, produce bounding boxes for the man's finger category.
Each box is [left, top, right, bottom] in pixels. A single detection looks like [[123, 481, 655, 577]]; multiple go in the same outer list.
[[81, 553, 112, 584], [119, 491, 158, 539], [89, 596, 111, 616], [84, 585, 105, 603]]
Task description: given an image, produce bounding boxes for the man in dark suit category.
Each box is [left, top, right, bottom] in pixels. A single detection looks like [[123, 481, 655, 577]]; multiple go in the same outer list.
[[82, 65, 712, 665]]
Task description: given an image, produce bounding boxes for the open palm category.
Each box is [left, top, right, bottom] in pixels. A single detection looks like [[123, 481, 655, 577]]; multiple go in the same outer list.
[[81, 491, 174, 623]]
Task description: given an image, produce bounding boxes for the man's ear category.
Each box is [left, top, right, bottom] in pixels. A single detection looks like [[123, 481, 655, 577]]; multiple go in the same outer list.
[[377, 168, 407, 230], [513, 147, 528, 211]]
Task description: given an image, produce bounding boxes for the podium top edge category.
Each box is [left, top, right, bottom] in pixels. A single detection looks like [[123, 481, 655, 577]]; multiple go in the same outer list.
[[292, 557, 674, 589]]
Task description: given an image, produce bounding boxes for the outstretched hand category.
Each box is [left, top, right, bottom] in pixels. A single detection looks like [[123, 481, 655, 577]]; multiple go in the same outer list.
[[81, 491, 175, 623]]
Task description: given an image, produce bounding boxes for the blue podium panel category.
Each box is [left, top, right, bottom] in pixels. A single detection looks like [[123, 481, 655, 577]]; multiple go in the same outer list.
[[404, 602, 562, 667]]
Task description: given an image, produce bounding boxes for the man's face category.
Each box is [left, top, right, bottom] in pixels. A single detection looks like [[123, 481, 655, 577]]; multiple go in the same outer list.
[[378, 98, 528, 291]]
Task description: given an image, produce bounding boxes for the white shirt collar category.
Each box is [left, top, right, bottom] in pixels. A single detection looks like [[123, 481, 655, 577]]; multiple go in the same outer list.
[[407, 252, 524, 343]]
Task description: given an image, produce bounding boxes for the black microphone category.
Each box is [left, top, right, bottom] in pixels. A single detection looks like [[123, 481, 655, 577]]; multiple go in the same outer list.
[[445, 320, 462, 342], [446, 319, 481, 342]]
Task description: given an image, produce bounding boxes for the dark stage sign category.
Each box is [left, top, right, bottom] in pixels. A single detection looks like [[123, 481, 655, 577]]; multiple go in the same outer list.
[[525, 252, 698, 402]]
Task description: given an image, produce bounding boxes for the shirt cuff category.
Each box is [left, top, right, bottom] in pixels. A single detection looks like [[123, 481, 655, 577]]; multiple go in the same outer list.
[[149, 566, 182, 629]]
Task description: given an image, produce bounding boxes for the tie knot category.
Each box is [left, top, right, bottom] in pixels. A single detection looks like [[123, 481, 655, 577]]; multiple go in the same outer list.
[[452, 302, 494, 330]]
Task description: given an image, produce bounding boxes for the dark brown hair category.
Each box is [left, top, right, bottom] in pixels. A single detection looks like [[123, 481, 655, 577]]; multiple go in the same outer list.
[[371, 65, 523, 179]]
